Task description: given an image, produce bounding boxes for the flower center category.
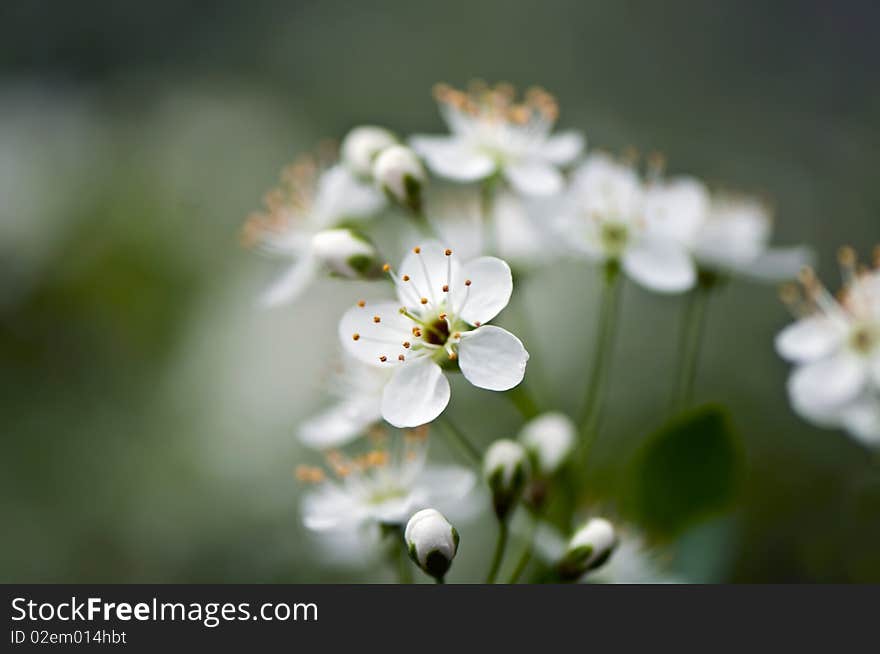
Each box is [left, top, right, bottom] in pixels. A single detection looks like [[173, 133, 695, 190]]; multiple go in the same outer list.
[[849, 323, 880, 355], [600, 220, 629, 257], [423, 316, 451, 346]]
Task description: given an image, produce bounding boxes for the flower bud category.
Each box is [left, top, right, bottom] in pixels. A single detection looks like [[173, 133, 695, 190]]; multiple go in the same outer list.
[[311, 228, 379, 278], [518, 412, 576, 476], [405, 509, 459, 581], [372, 145, 426, 214], [558, 518, 617, 580], [483, 439, 530, 520], [341, 126, 397, 178]]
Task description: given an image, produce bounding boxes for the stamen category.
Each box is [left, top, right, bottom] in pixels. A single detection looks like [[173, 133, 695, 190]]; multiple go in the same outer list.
[[352, 333, 360, 341], [379, 355, 387, 362], [442, 284, 449, 292], [403, 275, 410, 281], [357, 300, 366, 308], [445, 249, 453, 256], [403, 341, 411, 348], [373, 316, 381, 323], [398, 354, 405, 361], [382, 263, 391, 272], [413, 246, 421, 254]]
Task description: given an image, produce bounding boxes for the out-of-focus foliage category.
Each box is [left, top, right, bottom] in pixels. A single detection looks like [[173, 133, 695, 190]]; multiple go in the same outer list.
[[1, 0, 879, 582]]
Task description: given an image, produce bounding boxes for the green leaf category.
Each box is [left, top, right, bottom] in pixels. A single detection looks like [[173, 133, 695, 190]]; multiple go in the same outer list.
[[625, 404, 744, 537]]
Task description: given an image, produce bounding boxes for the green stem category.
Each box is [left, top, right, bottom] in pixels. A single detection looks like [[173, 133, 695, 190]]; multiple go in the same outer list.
[[435, 576, 446, 585], [577, 261, 623, 462], [507, 384, 540, 420], [438, 416, 482, 466], [671, 275, 715, 413], [485, 519, 509, 584], [507, 513, 539, 584]]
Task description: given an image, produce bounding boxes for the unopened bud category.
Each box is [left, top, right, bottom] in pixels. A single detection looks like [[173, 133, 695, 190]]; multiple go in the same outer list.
[[518, 412, 575, 476], [405, 509, 459, 581], [483, 439, 530, 520], [372, 145, 426, 214], [311, 228, 379, 278], [341, 126, 397, 178], [558, 518, 617, 580]]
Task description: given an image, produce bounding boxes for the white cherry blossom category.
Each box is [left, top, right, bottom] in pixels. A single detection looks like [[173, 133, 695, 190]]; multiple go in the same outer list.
[[243, 153, 384, 306], [410, 82, 583, 197], [776, 252, 880, 447], [298, 431, 476, 558], [339, 243, 529, 428], [553, 153, 696, 293]]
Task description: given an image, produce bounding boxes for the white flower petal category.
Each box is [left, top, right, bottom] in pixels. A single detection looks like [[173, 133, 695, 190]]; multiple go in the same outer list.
[[538, 131, 585, 166], [414, 465, 478, 507], [643, 177, 709, 246], [409, 135, 495, 181], [733, 246, 815, 282], [840, 398, 880, 447], [301, 484, 362, 531], [458, 325, 529, 391], [380, 358, 450, 427], [788, 353, 868, 421], [775, 316, 844, 364], [396, 241, 461, 308], [339, 300, 413, 365], [505, 159, 564, 196], [298, 398, 381, 450], [622, 238, 696, 293], [312, 164, 384, 226], [259, 256, 318, 307], [453, 256, 513, 326]]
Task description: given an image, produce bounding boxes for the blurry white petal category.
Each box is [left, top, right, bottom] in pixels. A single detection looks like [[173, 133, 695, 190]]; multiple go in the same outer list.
[[458, 325, 529, 391], [301, 484, 361, 531], [381, 359, 450, 427], [643, 177, 708, 245], [410, 135, 495, 181], [453, 256, 513, 325], [788, 354, 867, 421], [505, 159, 564, 196], [298, 399, 381, 450], [736, 246, 815, 282], [538, 131, 584, 166], [622, 238, 696, 293], [840, 398, 880, 447], [313, 164, 384, 225], [415, 465, 477, 507], [338, 300, 412, 365], [259, 256, 318, 307], [775, 316, 843, 364]]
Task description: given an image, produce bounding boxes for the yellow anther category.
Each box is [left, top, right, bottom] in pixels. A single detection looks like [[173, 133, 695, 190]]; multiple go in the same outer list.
[[402, 274, 410, 281], [420, 297, 428, 304], [373, 315, 381, 323], [379, 355, 388, 362], [403, 341, 411, 348], [357, 300, 366, 307], [442, 284, 449, 292], [352, 333, 360, 341], [465, 279, 472, 286], [413, 246, 421, 254], [445, 249, 453, 256], [398, 354, 406, 361], [383, 263, 391, 272]]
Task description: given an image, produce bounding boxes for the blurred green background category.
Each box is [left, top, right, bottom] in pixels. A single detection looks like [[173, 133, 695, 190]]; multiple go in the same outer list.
[[1, 0, 878, 582]]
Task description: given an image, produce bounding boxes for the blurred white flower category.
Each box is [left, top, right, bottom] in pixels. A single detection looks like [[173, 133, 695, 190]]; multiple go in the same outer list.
[[411, 82, 583, 196], [644, 177, 812, 282], [776, 254, 880, 447], [339, 243, 529, 428], [243, 154, 385, 306], [298, 431, 476, 561], [298, 356, 391, 450], [372, 145, 426, 211], [553, 153, 696, 293], [405, 508, 459, 580], [341, 125, 397, 178], [518, 411, 576, 476]]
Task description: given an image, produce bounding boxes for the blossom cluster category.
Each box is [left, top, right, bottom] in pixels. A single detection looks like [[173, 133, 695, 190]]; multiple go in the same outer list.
[[242, 81, 873, 583]]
